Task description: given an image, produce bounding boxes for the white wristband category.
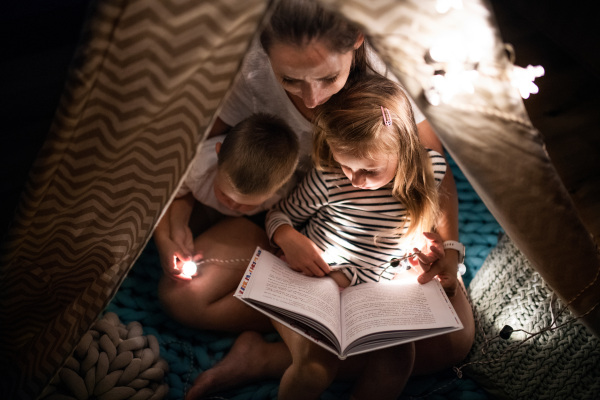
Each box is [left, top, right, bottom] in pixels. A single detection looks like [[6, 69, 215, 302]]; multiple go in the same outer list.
[[443, 240, 465, 264]]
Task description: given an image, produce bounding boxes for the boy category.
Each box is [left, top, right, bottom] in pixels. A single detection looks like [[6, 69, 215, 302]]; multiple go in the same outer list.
[[154, 113, 300, 280]]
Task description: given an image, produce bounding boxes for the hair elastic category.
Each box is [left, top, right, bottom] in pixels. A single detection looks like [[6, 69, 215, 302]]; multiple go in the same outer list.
[[381, 106, 392, 126]]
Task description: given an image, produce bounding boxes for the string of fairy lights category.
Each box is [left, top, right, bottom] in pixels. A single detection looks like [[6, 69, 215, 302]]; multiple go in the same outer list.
[[424, 0, 544, 106]]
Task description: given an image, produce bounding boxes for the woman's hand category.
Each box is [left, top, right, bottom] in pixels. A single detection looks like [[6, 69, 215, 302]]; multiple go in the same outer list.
[[412, 232, 460, 296], [273, 225, 330, 277]]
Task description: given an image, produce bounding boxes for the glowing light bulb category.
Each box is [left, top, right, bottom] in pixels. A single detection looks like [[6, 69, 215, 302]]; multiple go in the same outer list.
[[436, 0, 463, 14], [511, 64, 545, 99], [181, 261, 198, 278], [425, 69, 479, 106]]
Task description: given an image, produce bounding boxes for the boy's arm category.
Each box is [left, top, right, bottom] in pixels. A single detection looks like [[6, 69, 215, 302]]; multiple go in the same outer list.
[[153, 193, 197, 280]]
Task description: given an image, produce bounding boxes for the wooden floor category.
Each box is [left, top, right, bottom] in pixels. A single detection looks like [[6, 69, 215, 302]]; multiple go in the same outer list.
[[1, 1, 599, 245]]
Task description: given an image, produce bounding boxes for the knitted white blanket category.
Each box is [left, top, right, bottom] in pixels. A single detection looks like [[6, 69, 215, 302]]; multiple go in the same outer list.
[[465, 234, 600, 399]]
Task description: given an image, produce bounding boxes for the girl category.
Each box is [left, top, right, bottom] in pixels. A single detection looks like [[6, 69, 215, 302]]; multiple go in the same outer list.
[[264, 75, 460, 399]]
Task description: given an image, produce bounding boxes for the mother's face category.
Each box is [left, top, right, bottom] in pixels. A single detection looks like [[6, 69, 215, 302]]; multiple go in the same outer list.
[[268, 38, 362, 109]]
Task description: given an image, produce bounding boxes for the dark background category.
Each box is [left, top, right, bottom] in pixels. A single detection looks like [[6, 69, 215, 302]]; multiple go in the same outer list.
[[1, 1, 599, 244]]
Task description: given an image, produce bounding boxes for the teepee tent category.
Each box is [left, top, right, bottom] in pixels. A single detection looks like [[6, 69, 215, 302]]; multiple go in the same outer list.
[[1, 0, 598, 398]]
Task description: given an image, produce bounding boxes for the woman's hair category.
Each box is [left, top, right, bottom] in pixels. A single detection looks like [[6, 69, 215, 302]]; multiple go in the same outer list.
[[218, 113, 299, 196], [259, 0, 370, 85], [313, 75, 440, 245]]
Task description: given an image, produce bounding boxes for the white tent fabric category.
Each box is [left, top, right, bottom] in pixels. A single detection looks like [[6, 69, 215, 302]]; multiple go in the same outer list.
[[1, 0, 598, 398]]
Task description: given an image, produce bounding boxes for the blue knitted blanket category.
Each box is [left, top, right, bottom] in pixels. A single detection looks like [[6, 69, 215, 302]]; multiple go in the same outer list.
[[106, 157, 501, 399]]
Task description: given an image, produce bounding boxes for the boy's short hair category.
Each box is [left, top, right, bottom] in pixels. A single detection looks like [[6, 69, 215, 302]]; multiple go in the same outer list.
[[217, 113, 299, 196]]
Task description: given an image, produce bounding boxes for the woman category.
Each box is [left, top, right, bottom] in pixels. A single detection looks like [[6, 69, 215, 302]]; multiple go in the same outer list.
[[153, 1, 470, 397]]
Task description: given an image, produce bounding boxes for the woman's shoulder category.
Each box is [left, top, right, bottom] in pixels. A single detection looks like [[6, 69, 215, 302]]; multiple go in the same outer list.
[[240, 38, 273, 78], [365, 41, 388, 76]]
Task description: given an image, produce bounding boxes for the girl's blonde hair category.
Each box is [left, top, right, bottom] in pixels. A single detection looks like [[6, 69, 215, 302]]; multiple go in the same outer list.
[[313, 75, 440, 246]]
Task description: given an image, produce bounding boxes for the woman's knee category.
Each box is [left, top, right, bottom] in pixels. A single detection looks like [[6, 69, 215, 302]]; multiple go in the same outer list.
[[370, 342, 415, 377]]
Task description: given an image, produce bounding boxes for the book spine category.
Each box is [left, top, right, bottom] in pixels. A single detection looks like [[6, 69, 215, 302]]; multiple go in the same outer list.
[[236, 247, 263, 296]]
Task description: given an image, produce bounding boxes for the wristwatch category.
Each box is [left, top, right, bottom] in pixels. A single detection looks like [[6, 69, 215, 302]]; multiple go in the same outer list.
[[443, 240, 465, 264]]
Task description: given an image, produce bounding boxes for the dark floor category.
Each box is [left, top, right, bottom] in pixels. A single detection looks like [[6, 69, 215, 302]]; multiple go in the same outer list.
[[1, 1, 599, 244]]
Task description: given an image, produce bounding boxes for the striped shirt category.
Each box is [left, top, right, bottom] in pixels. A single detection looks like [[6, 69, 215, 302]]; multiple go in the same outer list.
[[265, 150, 447, 285]]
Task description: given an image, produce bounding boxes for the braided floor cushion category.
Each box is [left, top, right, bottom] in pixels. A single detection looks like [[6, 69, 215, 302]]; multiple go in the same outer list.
[[89, 157, 500, 399], [41, 312, 170, 400], [464, 234, 600, 399]]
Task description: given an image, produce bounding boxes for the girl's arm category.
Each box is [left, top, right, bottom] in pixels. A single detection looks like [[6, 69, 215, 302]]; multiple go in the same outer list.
[[416, 120, 460, 296], [271, 224, 331, 277], [265, 169, 331, 277]]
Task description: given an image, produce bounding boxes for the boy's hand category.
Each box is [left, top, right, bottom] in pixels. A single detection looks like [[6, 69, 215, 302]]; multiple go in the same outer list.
[[273, 225, 330, 277], [154, 225, 198, 281], [414, 232, 459, 296]]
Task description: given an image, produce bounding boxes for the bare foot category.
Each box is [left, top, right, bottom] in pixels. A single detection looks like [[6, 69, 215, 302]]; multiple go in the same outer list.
[[184, 331, 290, 399]]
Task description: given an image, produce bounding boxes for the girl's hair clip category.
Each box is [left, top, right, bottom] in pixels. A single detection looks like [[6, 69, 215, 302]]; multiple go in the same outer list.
[[381, 106, 392, 126]]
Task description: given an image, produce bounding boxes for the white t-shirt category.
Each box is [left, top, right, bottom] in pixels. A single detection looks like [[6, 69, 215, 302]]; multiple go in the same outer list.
[[176, 135, 287, 216], [218, 37, 426, 176], [181, 39, 427, 215]]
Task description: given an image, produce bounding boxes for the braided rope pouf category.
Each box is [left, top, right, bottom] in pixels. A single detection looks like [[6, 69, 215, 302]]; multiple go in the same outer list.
[[41, 312, 169, 400], [465, 234, 600, 400]]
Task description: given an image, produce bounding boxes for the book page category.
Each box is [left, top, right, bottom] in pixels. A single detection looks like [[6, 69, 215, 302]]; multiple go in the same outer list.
[[340, 278, 462, 349], [237, 248, 343, 339]]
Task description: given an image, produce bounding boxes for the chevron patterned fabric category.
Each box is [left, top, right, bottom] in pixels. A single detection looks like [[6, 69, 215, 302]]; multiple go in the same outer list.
[[2, 0, 597, 398], [0, 0, 268, 398]]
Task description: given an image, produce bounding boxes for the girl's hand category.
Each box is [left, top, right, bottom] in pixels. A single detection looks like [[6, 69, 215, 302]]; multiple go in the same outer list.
[[413, 232, 459, 296], [273, 225, 330, 277]]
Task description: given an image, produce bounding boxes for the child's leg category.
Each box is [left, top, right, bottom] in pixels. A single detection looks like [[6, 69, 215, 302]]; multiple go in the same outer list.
[[350, 342, 415, 400], [158, 217, 274, 332], [272, 320, 340, 400]]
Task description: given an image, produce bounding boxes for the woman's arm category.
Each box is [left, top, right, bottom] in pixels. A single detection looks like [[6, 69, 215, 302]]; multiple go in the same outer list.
[[416, 120, 460, 296], [206, 117, 231, 139]]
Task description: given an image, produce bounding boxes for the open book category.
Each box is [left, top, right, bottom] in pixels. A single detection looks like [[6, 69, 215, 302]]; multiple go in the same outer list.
[[235, 247, 463, 359]]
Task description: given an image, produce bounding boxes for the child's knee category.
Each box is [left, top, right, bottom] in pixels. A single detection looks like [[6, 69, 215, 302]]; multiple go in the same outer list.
[[157, 276, 207, 325], [292, 343, 339, 385], [294, 358, 338, 389], [157, 275, 178, 311]]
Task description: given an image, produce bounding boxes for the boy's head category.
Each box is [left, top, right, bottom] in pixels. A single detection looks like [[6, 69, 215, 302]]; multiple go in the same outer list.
[[214, 113, 299, 212]]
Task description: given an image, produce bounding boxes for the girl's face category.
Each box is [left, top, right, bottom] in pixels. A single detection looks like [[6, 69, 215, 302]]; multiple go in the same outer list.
[[331, 146, 398, 190], [267, 37, 363, 109], [213, 170, 271, 213]]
